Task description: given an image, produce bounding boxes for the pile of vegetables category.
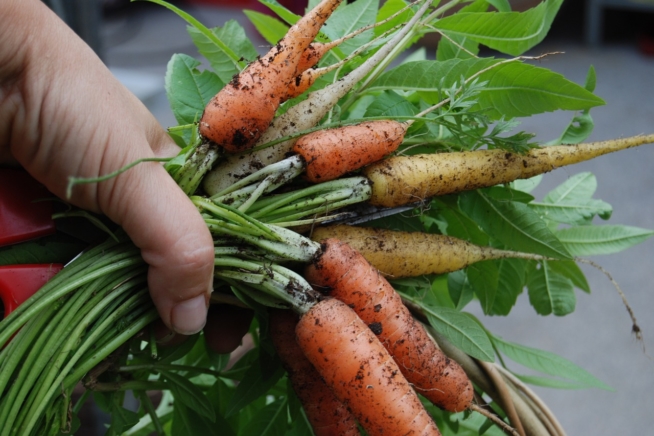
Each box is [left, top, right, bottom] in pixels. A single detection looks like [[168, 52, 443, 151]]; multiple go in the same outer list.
[[1, 0, 653, 434]]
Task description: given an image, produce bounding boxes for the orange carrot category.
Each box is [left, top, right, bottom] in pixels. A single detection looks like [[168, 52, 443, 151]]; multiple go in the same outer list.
[[199, 0, 342, 152], [295, 42, 336, 73], [293, 121, 407, 182], [295, 298, 441, 436], [269, 309, 360, 436], [305, 238, 474, 413]]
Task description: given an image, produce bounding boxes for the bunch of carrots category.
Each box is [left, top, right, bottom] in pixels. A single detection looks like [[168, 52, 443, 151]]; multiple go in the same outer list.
[[1, 0, 653, 434]]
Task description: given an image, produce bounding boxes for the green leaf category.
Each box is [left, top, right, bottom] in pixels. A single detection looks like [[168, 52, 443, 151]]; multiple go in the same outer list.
[[555, 225, 654, 256], [165, 54, 223, 125], [143, 0, 243, 69], [243, 10, 289, 45], [531, 199, 612, 225], [527, 260, 576, 316], [0, 234, 86, 266], [161, 370, 215, 421], [259, 0, 301, 26], [467, 260, 499, 314], [187, 20, 257, 83], [544, 172, 597, 203], [485, 0, 511, 12], [447, 270, 475, 310], [319, 0, 378, 55], [402, 293, 495, 361], [436, 0, 486, 61], [459, 190, 571, 259], [375, 0, 415, 37], [549, 66, 598, 145], [531, 172, 612, 224], [432, 0, 563, 56], [511, 174, 542, 193], [225, 353, 284, 417], [172, 400, 231, 436], [547, 260, 590, 293], [109, 403, 141, 434], [491, 258, 526, 315], [364, 90, 417, 118], [371, 58, 605, 119], [432, 197, 489, 246], [238, 399, 288, 436], [514, 373, 591, 390], [492, 334, 611, 389]]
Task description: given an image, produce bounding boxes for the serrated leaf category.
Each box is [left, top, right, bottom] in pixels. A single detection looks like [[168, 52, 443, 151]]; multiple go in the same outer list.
[[549, 66, 598, 145], [364, 90, 417, 118], [187, 20, 257, 83], [172, 400, 231, 436], [547, 260, 590, 293], [511, 174, 542, 193], [432, 198, 489, 246], [491, 258, 526, 315], [243, 10, 289, 45], [436, 0, 486, 61], [375, 0, 414, 36], [403, 293, 494, 361], [165, 54, 223, 125], [545, 172, 597, 203], [109, 403, 141, 433], [371, 58, 605, 119], [514, 373, 590, 390], [0, 234, 86, 266], [225, 353, 284, 417], [459, 190, 571, 259], [555, 225, 654, 256], [238, 399, 288, 436], [485, 0, 511, 12], [527, 260, 575, 315], [161, 370, 215, 421], [259, 0, 301, 25], [467, 260, 499, 314], [531, 199, 612, 225], [492, 334, 611, 389], [319, 0, 378, 55], [432, 0, 563, 56], [447, 270, 475, 310]]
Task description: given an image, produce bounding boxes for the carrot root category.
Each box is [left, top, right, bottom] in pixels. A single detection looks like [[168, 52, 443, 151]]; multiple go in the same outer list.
[[269, 309, 360, 436], [296, 298, 441, 436], [305, 239, 474, 413], [364, 134, 654, 207]]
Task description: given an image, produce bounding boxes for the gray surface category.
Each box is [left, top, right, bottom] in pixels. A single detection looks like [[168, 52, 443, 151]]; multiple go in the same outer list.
[[103, 5, 654, 435]]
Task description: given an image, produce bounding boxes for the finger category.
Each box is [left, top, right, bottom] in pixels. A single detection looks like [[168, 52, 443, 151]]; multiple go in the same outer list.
[[113, 161, 214, 335]]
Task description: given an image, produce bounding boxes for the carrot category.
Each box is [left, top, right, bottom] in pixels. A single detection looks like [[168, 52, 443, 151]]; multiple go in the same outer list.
[[269, 309, 360, 436], [202, 0, 433, 195], [295, 298, 441, 436], [310, 225, 550, 277], [305, 238, 474, 413], [199, 0, 343, 152], [293, 121, 407, 182], [364, 134, 654, 207]]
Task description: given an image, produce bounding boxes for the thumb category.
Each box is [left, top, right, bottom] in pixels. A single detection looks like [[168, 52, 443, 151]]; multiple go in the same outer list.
[[109, 156, 214, 335]]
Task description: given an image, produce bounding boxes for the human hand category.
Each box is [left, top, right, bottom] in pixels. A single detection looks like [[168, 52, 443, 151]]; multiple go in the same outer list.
[[0, 0, 242, 340]]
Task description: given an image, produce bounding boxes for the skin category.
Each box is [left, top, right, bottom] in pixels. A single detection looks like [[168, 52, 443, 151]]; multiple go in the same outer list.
[[305, 239, 474, 413], [0, 0, 250, 345]]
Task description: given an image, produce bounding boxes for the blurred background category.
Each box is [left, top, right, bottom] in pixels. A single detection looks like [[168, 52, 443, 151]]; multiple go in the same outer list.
[[47, 0, 654, 434]]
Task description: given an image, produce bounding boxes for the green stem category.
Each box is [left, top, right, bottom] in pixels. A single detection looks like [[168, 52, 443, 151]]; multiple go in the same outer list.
[[135, 390, 166, 436]]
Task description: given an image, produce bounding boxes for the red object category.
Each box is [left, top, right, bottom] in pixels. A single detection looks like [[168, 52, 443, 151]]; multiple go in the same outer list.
[[0, 168, 56, 247], [0, 264, 63, 317]]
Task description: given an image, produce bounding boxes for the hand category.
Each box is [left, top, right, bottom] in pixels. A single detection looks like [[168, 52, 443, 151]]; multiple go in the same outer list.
[[0, 0, 237, 339]]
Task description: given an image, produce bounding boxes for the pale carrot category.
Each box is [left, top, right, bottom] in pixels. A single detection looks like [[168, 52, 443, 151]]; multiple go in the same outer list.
[[305, 238, 474, 413], [364, 134, 654, 207], [295, 298, 441, 436], [310, 225, 550, 277]]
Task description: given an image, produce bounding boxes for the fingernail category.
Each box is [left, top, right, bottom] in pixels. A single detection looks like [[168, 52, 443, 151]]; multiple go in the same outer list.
[[171, 294, 208, 335]]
